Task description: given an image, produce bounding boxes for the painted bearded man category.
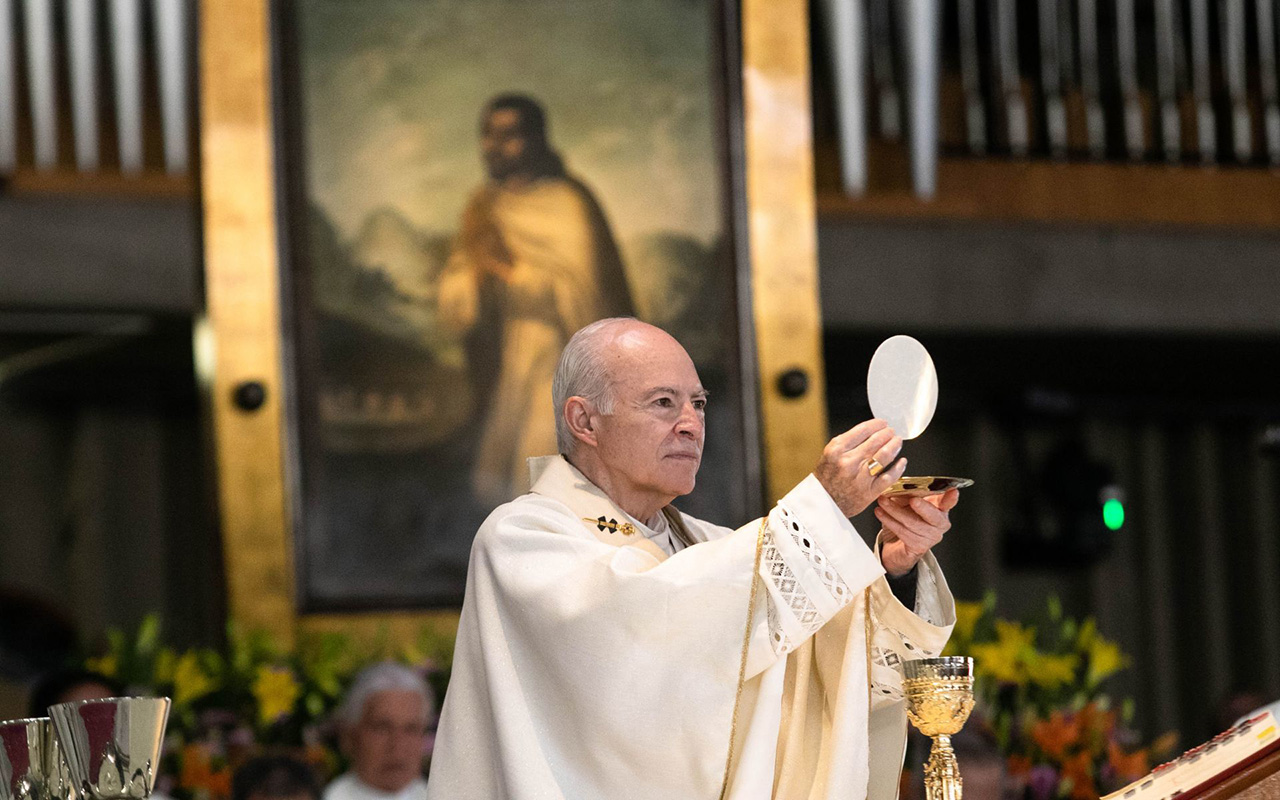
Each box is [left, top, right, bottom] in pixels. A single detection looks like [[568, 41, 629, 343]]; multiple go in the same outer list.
[[438, 94, 634, 507], [427, 318, 960, 799]]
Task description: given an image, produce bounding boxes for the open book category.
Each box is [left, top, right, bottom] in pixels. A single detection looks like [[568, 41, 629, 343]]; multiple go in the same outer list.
[[1104, 711, 1278, 799]]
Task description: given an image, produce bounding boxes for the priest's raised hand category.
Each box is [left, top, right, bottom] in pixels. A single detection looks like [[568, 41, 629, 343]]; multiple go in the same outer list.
[[813, 417, 909, 517]]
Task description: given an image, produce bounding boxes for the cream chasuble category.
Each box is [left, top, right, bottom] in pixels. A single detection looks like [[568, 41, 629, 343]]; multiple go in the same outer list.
[[426, 456, 955, 800]]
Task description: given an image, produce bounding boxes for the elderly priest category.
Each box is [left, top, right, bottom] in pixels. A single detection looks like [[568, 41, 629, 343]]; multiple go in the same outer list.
[[426, 318, 959, 800]]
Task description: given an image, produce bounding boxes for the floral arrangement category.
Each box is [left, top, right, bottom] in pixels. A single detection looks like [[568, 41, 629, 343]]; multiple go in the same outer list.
[[943, 594, 1176, 800], [83, 617, 454, 800]]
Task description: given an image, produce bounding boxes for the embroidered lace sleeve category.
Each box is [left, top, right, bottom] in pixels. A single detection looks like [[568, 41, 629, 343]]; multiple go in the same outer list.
[[868, 604, 942, 704], [757, 496, 870, 652]]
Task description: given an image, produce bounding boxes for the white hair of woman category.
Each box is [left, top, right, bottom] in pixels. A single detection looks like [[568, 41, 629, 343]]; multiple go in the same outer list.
[[552, 317, 637, 455], [335, 661, 432, 728]]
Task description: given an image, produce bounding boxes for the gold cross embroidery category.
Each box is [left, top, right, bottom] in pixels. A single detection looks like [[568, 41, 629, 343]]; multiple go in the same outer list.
[[585, 516, 636, 537]]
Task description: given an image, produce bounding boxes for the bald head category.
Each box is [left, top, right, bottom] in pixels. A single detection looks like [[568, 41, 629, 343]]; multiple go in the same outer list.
[[554, 319, 706, 518], [552, 318, 691, 455]]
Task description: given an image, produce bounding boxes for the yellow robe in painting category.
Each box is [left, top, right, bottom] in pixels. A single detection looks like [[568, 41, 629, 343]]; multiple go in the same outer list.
[[439, 175, 633, 506]]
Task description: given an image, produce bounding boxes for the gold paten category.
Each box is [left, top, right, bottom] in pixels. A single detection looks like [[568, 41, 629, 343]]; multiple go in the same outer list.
[[903, 657, 976, 800], [883, 476, 975, 498]]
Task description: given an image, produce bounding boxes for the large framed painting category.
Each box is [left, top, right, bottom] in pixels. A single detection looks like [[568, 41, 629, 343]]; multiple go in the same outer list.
[[271, 0, 762, 610]]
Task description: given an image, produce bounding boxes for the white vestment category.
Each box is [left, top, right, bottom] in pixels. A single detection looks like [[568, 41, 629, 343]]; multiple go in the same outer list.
[[323, 774, 427, 800], [426, 456, 956, 800]]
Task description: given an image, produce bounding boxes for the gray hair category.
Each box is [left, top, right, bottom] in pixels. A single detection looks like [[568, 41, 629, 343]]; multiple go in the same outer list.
[[553, 317, 637, 454], [335, 662, 432, 727]]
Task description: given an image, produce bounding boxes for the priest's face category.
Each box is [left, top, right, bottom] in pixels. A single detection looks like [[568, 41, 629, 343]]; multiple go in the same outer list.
[[345, 690, 428, 793], [593, 325, 706, 503]]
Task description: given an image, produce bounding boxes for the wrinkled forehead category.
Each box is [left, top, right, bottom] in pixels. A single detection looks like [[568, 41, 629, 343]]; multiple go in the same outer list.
[[608, 327, 703, 395]]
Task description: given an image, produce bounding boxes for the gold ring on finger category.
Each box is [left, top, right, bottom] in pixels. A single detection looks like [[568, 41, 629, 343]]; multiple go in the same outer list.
[[866, 458, 884, 477]]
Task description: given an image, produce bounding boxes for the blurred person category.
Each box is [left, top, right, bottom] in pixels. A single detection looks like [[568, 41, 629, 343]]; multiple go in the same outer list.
[[438, 93, 634, 507], [234, 756, 321, 800], [28, 668, 124, 717], [324, 663, 431, 800], [1220, 687, 1280, 729]]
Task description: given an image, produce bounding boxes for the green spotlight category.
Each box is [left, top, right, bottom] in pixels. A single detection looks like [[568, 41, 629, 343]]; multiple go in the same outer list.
[[1102, 497, 1125, 531]]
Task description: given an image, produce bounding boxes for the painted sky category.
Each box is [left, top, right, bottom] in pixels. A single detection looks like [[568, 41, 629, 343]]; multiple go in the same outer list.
[[297, 0, 725, 245]]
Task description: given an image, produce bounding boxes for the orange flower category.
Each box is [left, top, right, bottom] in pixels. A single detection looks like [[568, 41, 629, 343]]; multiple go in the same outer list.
[[1079, 703, 1117, 739], [1006, 755, 1033, 777], [1108, 741, 1149, 782], [1032, 711, 1082, 760], [1061, 751, 1096, 800], [179, 743, 233, 800]]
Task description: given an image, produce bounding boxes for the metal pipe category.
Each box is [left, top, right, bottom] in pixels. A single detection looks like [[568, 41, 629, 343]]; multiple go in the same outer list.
[[0, 0, 16, 173], [994, 0, 1027, 155], [905, 0, 939, 197], [1116, 0, 1144, 159], [1188, 0, 1216, 162], [957, 0, 984, 153], [153, 0, 189, 173], [821, 0, 867, 195], [1039, 0, 1067, 158], [109, 0, 144, 173], [1256, 0, 1280, 165], [22, 0, 57, 168], [1154, 0, 1182, 163], [67, 0, 99, 170], [869, 0, 900, 139], [1222, 0, 1250, 162], [1077, 0, 1105, 158]]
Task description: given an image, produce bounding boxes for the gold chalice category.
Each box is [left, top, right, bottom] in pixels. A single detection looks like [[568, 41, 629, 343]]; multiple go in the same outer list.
[[903, 657, 975, 800]]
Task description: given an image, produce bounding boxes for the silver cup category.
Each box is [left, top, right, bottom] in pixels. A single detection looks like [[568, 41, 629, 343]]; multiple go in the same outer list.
[[47, 699, 170, 800], [0, 717, 74, 800]]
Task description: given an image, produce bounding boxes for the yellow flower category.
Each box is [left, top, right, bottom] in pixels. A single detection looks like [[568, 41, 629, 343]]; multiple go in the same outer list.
[[1026, 652, 1079, 689], [252, 665, 301, 725], [953, 602, 984, 643], [1076, 618, 1098, 650], [173, 651, 218, 707], [971, 621, 1036, 685], [85, 654, 118, 678], [1086, 635, 1128, 685], [154, 649, 178, 684]]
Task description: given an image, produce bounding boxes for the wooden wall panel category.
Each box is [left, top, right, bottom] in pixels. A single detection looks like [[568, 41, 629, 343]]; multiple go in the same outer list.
[[741, 0, 830, 502], [198, 0, 293, 641]]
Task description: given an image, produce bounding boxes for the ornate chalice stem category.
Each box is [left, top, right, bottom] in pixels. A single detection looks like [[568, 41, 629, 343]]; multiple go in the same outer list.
[[923, 733, 962, 800], [904, 657, 975, 800]]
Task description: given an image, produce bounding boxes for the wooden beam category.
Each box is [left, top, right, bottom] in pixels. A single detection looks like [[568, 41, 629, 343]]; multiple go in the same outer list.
[[742, 0, 830, 502], [197, 0, 293, 642], [817, 143, 1280, 230]]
